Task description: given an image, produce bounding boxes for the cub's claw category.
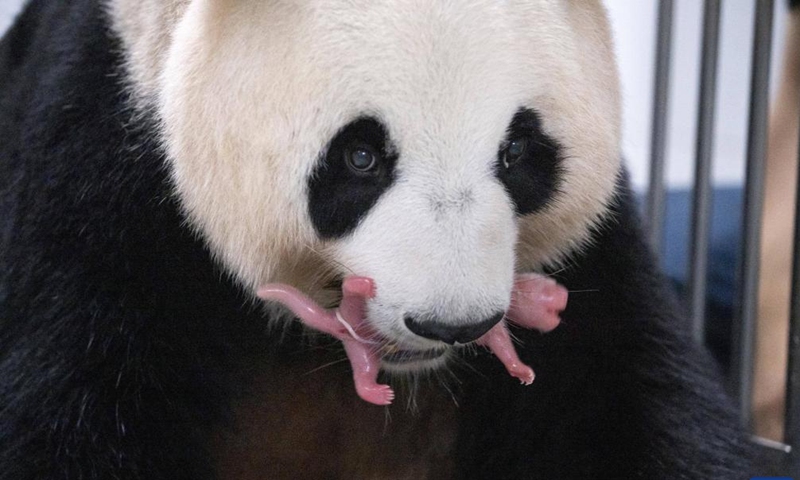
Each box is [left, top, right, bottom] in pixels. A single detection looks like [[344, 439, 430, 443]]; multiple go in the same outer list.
[[356, 383, 395, 406], [510, 365, 535, 386]]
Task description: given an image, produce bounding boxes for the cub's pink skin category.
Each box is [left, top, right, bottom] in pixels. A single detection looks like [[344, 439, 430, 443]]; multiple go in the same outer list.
[[257, 277, 395, 406], [507, 273, 569, 332], [478, 273, 569, 385], [257, 273, 568, 404], [477, 323, 536, 385]]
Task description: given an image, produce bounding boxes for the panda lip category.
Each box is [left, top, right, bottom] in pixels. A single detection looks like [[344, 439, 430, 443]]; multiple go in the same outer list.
[[380, 346, 448, 363]]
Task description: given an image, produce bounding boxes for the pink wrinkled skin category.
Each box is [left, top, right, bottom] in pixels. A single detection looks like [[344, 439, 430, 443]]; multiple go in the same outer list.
[[257, 273, 567, 406], [476, 273, 568, 386], [257, 277, 393, 404]]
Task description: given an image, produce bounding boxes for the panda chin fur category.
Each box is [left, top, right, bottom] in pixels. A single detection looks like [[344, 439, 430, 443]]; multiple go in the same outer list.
[[0, 0, 756, 479]]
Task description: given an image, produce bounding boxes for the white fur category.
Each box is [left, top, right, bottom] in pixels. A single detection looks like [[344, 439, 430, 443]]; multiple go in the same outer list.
[[108, 0, 622, 351]]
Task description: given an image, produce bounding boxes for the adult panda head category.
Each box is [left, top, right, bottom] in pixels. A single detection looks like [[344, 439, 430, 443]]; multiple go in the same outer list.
[[111, 0, 621, 370]]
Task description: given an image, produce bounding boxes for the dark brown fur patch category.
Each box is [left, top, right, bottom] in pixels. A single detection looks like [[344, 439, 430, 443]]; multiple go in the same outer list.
[[212, 348, 458, 480]]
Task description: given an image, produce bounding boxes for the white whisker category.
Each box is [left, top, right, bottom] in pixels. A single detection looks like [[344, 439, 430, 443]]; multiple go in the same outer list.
[[303, 357, 349, 376]]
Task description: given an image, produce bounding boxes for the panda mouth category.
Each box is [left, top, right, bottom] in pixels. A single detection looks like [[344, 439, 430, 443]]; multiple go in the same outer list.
[[380, 345, 448, 364], [258, 273, 567, 405]]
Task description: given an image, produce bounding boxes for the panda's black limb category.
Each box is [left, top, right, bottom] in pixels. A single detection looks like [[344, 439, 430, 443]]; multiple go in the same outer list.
[[0, 0, 754, 479], [0, 2, 269, 478]]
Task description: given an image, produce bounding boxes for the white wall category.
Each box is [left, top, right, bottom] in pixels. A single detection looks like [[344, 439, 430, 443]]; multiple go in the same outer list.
[[605, 0, 789, 190], [0, 0, 789, 191], [0, 0, 24, 36]]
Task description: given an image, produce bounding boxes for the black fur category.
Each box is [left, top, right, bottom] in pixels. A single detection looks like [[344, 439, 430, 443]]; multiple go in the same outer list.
[[308, 117, 398, 239], [495, 108, 563, 216], [457, 182, 754, 478], [0, 1, 754, 479], [0, 2, 276, 478]]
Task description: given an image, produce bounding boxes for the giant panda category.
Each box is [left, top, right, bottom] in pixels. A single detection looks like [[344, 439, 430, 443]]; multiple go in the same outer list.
[[0, 0, 755, 479]]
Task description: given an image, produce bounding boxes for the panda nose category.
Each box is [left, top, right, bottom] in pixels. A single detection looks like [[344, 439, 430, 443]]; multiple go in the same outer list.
[[404, 311, 505, 344]]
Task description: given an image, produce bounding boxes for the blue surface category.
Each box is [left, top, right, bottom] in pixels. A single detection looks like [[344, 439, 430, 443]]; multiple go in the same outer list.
[[658, 187, 742, 308], [638, 187, 743, 365]]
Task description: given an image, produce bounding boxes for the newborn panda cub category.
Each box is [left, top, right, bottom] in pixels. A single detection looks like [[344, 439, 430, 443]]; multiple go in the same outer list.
[[258, 273, 568, 404]]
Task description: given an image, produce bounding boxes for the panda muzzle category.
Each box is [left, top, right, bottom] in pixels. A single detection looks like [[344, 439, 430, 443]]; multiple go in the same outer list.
[[256, 273, 568, 406]]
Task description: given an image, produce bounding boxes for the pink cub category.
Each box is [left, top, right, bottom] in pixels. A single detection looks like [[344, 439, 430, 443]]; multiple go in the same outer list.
[[258, 277, 393, 405], [257, 273, 568, 405], [477, 273, 568, 385]]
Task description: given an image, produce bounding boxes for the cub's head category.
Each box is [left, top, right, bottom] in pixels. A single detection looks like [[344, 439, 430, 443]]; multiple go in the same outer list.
[[112, 0, 621, 370]]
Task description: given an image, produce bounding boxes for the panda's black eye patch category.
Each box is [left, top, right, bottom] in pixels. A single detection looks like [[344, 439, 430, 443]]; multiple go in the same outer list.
[[308, 117, 398, 239], [495, 108, 564, 216]]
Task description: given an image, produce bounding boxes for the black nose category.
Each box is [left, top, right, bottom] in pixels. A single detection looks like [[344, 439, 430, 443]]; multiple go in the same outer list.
[[404, 311, 505, 344]]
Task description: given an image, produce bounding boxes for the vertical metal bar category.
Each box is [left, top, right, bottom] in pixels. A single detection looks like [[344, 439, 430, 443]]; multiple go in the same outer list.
[[647, 0, 674, 254], [783, 102, 800, 465], [733, 0, 775, 431], [688, 0, 722, 345]]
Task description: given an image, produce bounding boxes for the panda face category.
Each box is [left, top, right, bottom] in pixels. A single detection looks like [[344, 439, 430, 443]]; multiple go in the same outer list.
[[319, 114, 519, 351], [316, 111, 565, 353], [143, 0, 621, 367]]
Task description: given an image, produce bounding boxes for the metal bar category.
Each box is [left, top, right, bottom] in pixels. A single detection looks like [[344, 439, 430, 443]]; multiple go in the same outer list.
[[783, 97, 800, 465], [646, 0, 674, 254], [733, 0, 775, 431], [752, 437, 793, 475], [688, 0, 722, 345]]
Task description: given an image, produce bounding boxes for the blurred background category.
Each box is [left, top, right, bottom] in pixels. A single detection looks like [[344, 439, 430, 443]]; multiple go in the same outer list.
[[607, 1, 788, 191]]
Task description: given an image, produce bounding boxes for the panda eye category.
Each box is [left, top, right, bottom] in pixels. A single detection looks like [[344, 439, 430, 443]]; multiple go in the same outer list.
[[502, 137, 529, 168], [345, 144, 380, 173]]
